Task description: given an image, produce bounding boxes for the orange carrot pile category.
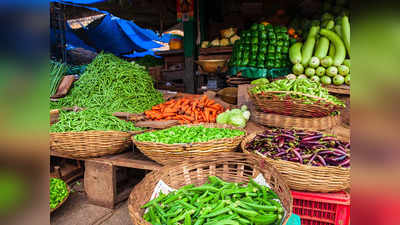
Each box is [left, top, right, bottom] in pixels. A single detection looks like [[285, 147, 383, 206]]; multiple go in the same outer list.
[[145, 95, 225, 124]]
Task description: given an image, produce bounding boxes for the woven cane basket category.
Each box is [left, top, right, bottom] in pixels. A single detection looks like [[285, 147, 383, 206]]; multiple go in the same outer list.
[[50, 130, 143, 158], [50, 184, 70, 213], [132, 123, 246, 165], [128, 152, 293, 225], [241, 132, 350, 192], [248, 89, 343, 118], [252, 110, 341, 131]]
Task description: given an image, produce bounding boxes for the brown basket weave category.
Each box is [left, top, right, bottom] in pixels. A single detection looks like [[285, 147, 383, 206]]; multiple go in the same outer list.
[[252, 110, 341, 131], [132, 123, 246, 165], [248, 88, 343, 118], [50, 130, 144, 158], [50, 184, 70, 213], [128, 152, 293, 225], [241, 132, 350, 192]]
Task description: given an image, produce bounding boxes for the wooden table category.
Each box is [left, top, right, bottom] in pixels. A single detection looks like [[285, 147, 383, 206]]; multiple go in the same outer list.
[[50, 150, 161, 209]]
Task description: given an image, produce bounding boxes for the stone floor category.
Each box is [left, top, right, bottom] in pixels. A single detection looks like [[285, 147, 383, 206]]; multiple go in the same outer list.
[[51, 180, 132, 225]]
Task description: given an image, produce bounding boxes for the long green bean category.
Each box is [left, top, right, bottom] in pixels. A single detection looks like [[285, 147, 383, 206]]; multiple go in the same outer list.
[[250, 78, 345, 106], [50, 53, 163, 113], [50, 109, 142, 132]]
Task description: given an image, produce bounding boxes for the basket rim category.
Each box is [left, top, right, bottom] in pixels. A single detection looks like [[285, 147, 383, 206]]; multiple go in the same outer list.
[[132, 123, 247, 146], [241, 131, 350, 171]]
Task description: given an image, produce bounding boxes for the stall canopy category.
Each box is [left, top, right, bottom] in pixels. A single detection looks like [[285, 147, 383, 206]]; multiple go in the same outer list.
[[50, 0, 173, 58]]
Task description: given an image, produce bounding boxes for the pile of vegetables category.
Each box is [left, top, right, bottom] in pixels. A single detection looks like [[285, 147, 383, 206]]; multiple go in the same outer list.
[[50, 109, 141, 132], [142, 176, 284, 225], [201, 27, 240, 48], [50, 53, 163, 113], [50, 60, 67, 97], [134, 125, 244, 144], [289, 13, 351, 86], [217, 105, 251, 128], [250, 78, 345, 107], [50, 178, 69, 210], [145, 95, 225, 124], [230, 23, 296, 69], [246, 128, 350, 168]]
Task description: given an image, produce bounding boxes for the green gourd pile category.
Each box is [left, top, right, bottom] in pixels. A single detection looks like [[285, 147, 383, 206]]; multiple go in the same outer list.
[[141, 176, 285, 225], [229, 23, 296, 69], [289, 14, 351, 86], [50, 53, 163, 113]]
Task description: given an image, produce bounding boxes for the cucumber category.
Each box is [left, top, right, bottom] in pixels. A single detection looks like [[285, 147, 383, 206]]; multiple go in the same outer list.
[[289, 42, 303, 64], [301, 26, 320, 66], [314, 37, 330, 59], [326, 20, 335, 30], [320, 28, 346, 66], [341, 16, 351, 56], [328, 45, 335, 57]]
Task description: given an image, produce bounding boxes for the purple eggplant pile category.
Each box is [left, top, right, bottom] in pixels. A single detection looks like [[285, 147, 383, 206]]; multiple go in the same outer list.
[[246, 128, 350, 168]]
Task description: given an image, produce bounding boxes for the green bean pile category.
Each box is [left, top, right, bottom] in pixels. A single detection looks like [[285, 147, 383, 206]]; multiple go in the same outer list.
[[250, 78, 345, 106], [50, 109, 142, 132], [50, 53, 163, 113], [134, 125, 244, 144], [142, 176, 284, 225]]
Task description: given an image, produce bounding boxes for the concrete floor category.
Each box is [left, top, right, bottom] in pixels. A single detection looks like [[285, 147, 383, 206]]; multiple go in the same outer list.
[[51, 180, 132, 225]]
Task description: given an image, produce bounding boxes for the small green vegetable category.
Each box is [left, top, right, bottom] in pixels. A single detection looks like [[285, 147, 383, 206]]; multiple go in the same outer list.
[[50, 178, 68, 210], [134, 126, 244, 144]]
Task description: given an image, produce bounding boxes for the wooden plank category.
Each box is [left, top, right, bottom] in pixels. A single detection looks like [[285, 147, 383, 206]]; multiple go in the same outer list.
[[237, 84, 251, 107], [135, 120, 179, 129], [51, 151, 161, 171], [155, 49, 184, 56], [199, 46, 233, 55], [184, 57, 196, 93], [84, 161, 116, 209], [88, 152, 161, 171]]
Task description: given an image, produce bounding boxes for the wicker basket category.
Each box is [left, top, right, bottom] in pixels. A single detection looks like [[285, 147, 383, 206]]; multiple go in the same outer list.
[[248, 88, 343, 118], [241, 132, 350, 192], [50, 130, 143, 158], [50, 184, 70, 213], [252, 110, 341, 131], [128, 152, 293, 225], [132, 123, 246, 165]]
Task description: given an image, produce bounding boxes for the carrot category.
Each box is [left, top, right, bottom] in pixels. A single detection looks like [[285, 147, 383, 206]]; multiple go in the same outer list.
[[207, 104, 220, 111], [200, 95, 207, 104], [206, 99, 215, 106]]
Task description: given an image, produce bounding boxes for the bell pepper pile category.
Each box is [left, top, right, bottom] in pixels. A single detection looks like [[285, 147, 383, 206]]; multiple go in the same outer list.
[[230, 23, 297, 69], [50, 178, 69, 210], [145, 95, 225, 124], [142, 176, 284, 225]]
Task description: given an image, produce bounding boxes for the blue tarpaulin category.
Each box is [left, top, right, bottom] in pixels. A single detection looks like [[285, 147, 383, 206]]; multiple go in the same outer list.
[[50, 0, 172, 57]]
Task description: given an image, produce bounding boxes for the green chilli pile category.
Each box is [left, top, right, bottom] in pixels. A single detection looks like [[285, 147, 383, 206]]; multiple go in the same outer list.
[[50, 178, 69, 210], [50, 53, 163, 113], [250, 78, 345, 106], [50, 109, 142, 132], [142, 176, 284, 225], [134, 126, 244, 144]]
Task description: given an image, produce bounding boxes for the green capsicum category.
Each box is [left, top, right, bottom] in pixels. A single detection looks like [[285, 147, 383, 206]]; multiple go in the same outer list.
[[268, 45, 275, 53]]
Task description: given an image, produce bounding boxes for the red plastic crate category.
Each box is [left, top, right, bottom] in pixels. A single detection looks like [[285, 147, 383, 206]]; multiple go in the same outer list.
[[291, 190, 350, 225]]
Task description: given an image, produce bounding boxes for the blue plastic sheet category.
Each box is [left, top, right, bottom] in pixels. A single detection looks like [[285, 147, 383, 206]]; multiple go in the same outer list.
[[50, 0, 169, 57]]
